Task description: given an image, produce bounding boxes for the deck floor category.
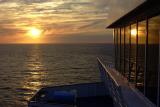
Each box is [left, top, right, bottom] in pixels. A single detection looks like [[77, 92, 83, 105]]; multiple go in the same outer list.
[[76, 96, 113, 107]]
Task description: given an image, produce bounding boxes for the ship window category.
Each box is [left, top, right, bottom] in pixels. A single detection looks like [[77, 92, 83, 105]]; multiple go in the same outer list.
[[114, 28, 118, 70], [146, 15, 160, 105], [121, 27, 125, 75], [130, 24, 137, 82], [125, 26, 130, 79], [136, 20, 146, 93], [117, 28, 121, 73]]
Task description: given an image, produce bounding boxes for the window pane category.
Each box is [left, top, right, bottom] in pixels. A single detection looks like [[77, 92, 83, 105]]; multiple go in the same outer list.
[[130, 24, 137, 82], [146, 15, 160, 104], [125, 26, 130, 79], [136, 20, 146, 93], [121, 27, 125, 75], [117, 28, 121, 72], [115, 29, 118, 70]]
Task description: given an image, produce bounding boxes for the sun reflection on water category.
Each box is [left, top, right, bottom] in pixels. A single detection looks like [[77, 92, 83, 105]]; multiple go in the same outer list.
[[20, 45, 47, 102]]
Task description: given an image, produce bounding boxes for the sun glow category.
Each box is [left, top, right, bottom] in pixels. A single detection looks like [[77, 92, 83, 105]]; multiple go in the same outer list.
[[131, 29, 137, 37], [28, 27, 42, 38]]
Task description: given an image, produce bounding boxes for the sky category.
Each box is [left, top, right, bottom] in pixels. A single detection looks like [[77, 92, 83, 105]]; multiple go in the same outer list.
[[0, 0, 145, 44]]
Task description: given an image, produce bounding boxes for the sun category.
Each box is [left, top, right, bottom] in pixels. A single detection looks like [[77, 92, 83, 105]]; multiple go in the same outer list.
[[28, 27, 42, 38]]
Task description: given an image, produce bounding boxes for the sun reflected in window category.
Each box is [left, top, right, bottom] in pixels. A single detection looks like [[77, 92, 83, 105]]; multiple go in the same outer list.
[[131, 29, 137, 37]]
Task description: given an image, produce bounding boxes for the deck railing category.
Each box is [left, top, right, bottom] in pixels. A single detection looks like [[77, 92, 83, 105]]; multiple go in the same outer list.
[[97, 58, 126, 107], [97, 58, 156, 107]]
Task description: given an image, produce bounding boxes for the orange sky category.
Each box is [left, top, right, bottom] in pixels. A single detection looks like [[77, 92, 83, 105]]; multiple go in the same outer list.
[[0, 0, 145, 44]]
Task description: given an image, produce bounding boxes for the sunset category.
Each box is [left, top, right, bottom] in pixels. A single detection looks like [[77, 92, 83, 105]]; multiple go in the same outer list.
[[28, 27, 41, 37], [27, 27, 42, 38], [0, 0, 144, 44], [0, 0, 159, 107]]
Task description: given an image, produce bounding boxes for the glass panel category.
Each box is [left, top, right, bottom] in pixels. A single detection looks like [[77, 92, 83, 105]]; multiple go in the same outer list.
[[114, 29, 118, 70], [136, 20, 146, 93], [146, 15, 160, 105], [121, 27, 125, 75], [125, 26, 130, 79], [117, 28, 121, 72], [130, 24, 137, 82]]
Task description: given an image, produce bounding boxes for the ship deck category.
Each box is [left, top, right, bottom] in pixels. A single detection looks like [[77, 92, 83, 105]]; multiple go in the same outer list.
[[76, 96, 113, 107], [28, 82, 113, 107]]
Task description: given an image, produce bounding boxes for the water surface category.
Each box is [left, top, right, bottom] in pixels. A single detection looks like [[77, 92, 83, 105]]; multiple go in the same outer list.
[[0, 44, 114, 107]]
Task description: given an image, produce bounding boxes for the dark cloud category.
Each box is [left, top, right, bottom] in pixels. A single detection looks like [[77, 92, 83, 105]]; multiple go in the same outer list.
[[0, 0, 51, 4], [47, 32, 113, 44], [0, 27, 25, 36], [21, 0, 51, 4], [78, 19, 106, 29], [0, 0, 15, 3], [54, 1, 92, 10]]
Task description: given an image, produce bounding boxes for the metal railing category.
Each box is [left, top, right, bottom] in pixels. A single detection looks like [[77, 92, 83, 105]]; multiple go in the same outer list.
[[97, 58, 156, 107], [97, 58, 126, 107]]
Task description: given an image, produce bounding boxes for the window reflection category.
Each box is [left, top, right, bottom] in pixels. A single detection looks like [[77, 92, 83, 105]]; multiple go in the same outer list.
[[146, 15, 160, 104], [114, 29, 118, 70], [130, 24, 137, 82], [121, 27, 125, 75], [117, 28, 121, 72], [131, 29, 137, 37], [136, 20, 146, 93], [113, 15, 160, 106], [125, 26, 130, 79]]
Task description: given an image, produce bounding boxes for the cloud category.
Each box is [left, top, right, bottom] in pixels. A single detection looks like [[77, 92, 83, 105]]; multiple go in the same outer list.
[[0, 0, 145, 43], [0, 0, 51, 4], [46, 31, 113, 44], [0, 27, 25, 36], [78, 19, 107, 29]]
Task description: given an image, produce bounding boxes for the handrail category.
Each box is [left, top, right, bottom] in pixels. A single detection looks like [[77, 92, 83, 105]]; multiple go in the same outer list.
[[97, 57, 119, 87], [97, 57, 156, 107]]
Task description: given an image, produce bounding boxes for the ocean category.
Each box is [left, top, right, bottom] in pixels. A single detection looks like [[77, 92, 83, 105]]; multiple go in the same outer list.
[[0, 44, 114, 107]]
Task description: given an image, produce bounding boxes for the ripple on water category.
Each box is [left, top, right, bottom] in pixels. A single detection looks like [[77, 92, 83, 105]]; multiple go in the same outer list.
[[0, 44, 114, 107]]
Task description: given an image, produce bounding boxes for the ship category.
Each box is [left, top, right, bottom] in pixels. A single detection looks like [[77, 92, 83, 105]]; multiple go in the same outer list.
[[28, 0, 160, 107]]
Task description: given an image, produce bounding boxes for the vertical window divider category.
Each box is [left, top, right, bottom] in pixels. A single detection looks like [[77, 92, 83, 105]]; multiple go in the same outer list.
[[129, 24, 131, 82], [136, 20, 139, 87], [117, 28, 118, 70], [124, 27, 126, 76], [158, 25, 160, 107], [120, 27, 122, 73], [114, 29, 116, 68], [116, 28, 118, 70]]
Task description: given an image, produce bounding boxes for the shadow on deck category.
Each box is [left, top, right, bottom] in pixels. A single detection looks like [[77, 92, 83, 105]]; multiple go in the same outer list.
[[28, 82, 113, 107], [77, 96, 113, 107]]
